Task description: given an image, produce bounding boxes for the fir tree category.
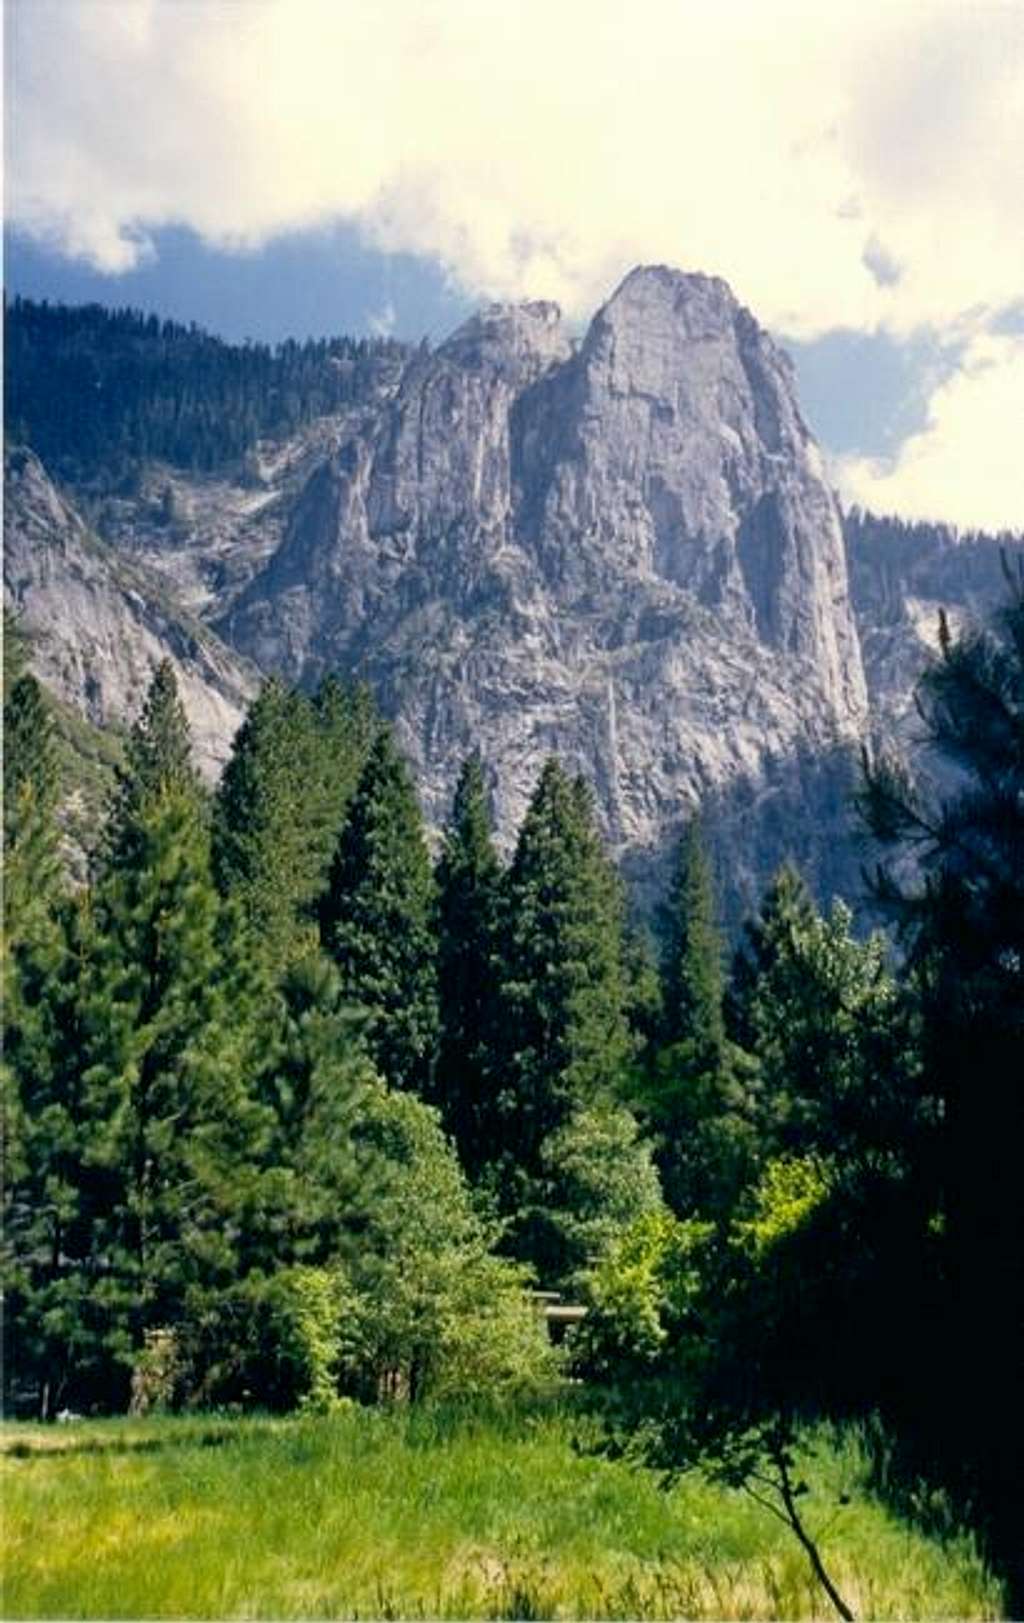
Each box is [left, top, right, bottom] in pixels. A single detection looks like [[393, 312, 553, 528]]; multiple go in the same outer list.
[[726, 862, 817, 1052], [318, 728, 439, 1096], [659, 819, 725, 1057], [860, 572, 1024, 1605], [434, 754, 503, 1170], [640, 820, 757, 1217], [2, 895, 108, 1416], [213, 675, 378, 968], [86, 785, 265, 1384], [3, 670, 64, 947], [213, 679, 319, 966], [497, 760, 631, 1183], [72, 668, 265, 1396], [305, 675, 379, 880], [248, 953, 381, 1273], [106, 659, 201, 861]]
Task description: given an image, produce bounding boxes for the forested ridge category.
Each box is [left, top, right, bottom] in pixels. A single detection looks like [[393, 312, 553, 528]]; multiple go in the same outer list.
[[3, 296, 411, 479], [3, 573, 1022, 1614]]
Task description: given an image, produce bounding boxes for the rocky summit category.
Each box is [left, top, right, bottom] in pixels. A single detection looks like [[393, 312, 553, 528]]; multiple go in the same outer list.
[[215, 267, 868, 912], [5, 266, 1019, 918]]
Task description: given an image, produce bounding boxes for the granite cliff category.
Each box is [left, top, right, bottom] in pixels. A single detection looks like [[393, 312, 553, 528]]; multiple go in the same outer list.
[[3, 445, 258, 779], [215, 268, 868, 911], [5, 268, 1018, 918]]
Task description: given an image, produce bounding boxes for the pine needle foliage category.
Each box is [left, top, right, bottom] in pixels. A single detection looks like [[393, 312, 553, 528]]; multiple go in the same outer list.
[[318, 727, 439, 1096], [434, 754, 504, 1171]]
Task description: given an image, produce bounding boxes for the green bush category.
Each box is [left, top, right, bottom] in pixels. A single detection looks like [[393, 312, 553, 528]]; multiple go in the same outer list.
[[531, 1103, 665, 1289], [340, 1083, 562, 1402], [573, 1209, 715, 1379], [178, 1266, 348, 1413]]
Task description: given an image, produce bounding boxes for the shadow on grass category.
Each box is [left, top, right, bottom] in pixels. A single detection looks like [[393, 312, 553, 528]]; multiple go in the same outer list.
[[3, 1425, 240, 1462]]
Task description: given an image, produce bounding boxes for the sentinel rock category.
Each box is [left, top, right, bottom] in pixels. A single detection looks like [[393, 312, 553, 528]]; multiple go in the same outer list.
[[220, 268, 868, 914], [12, 268, 986, 917]]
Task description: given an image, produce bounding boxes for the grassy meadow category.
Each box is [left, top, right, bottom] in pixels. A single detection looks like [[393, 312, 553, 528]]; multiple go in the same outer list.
[[1, 1401, 1004, 1620]]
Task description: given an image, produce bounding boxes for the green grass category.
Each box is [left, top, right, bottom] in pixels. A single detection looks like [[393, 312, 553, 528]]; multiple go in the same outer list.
[[1, 1404, 1004, 1620]]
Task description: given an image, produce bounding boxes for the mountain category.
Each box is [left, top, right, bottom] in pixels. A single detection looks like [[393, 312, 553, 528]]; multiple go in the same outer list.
[[214, 268, 869, 913], [3, 445, 258, 779], [5, 273, 1020, 919]]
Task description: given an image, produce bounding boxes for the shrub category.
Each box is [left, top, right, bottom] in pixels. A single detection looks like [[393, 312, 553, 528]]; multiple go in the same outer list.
[[178, 1266, 348, 1413]]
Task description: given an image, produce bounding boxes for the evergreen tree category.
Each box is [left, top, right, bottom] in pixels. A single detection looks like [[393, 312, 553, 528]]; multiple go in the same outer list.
[[247, 953, 381, 1273], [726, 862, 818, 1052], [0, 629, 85, 1415], [213, 679, 319, 966], [318, 728, 439, 1095], [632, 824, 758, 1218], [53, 667, 265, 1401], [213, 675, 378, 968], [435, 754, 503, 1170], [860, 572, 1024, 1605], [305, 675, 379, 880], [3, 669, 64, 948], [497, 761, 631, 1185], [735, 886, 912, 1166], [659, 819, 725, 1057], [85, 783, 265, 1392], [106, 659, 201, 860], [2, 895, 107, 1416]]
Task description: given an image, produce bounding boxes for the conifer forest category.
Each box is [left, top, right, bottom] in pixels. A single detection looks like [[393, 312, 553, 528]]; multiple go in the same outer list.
[[3, 568, 1023, 1617]]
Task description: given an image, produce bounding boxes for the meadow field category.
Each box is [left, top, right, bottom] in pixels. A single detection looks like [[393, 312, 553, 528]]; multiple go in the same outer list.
[[0, 1401, 1004, 1620]]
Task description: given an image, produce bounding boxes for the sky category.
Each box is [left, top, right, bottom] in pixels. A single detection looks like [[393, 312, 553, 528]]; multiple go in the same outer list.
[[4, 0, 1023, 531]]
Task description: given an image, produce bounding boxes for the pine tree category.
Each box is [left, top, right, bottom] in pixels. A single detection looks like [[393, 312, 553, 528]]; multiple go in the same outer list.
[[726, 862, 818, 1052], [0, 632, 92, 1415], [106, 659, 201, 861], [660, 819, 725, 1057], [213, 675, 378, 968], [306, 675, 379, 879], [497, 760, 631, 1183], [3, 670, 64, 949], [213, 679, 318, 966], [639, 820, 757, 1217], [860, 572, 1024, 1605], [86, 786, 263, 1386], [736, 892, 912, 1164], [434, 754, 503, 1170], [318, 728, 439, 1096], [2, 894, 108, 1416], [245, 947, 384, 1278], [51, 667, 267, 1402]]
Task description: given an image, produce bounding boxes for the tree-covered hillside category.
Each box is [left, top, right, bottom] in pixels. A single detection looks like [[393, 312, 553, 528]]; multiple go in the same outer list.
[[3, 296, 411, 480]]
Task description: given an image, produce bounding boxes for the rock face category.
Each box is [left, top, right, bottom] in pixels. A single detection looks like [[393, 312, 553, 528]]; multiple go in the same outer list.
[[13, 267, 1011, 921], [3, 446, 258, 778], [846, 510, 1024, 743], [218, 268, 868, 913]]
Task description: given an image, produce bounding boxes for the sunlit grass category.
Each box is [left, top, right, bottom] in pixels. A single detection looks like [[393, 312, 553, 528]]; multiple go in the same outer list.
[[1, 1404, 1004, 1619]]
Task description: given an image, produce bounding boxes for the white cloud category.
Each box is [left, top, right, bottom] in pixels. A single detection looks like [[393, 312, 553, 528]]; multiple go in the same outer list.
[[5, 0, 1023, 342], [837, 332, 1024, 533]]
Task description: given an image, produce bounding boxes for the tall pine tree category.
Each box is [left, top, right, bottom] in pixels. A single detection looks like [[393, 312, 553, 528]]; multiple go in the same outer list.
[[213, 678, 320, 966], [640, 819, 756, 1217], [318, 727, 439, 1096], [659, 819, 725, 1057], [106, 658, 201, 860], [82, 668, 265, 1398], [434, 754, 503, 1170], [860, 574, 1024, 1605], [726, 862, 817, 1052], [213, 674, 378, 969], [497, 761, 631, 1182]]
